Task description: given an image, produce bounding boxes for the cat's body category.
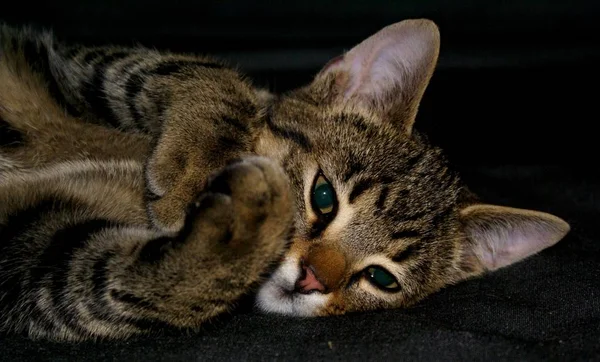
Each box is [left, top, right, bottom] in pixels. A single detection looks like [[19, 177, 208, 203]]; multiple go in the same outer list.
[[0, 19, 569, 341]]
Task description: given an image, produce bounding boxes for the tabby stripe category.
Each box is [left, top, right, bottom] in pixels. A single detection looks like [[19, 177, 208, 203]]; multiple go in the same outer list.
[[85, 288, 169, 334], [124, 59, 222, 128], [85, 257, 166, 334], [342, 156, 365, 183], [83, 51, 131, 128], [391, 229, 421, 240], [110, 289, 159, 311], [0, 200, 47, 329], [428, 208, 452, 230], [107, 289, 174, 334], [27, 302, 61, 336], [217, 135, 244, 150], [0, 197, 49, 327], [0, 118, 25, 149], [124, 68, 148, 128], [404, 151, 424, 171], [46, 219, 115, 336], [80, 250, 124, 329], [82, 48, 106, 64], [153, 59, 223, 77], [349, 178, 375, 204], [403, 210, 429, 221], [20, 38, 81, 117], [392, 244, 420, 263], [90, 250, 116, 309], [351, 118, 370, 133], [0, 198, 56, 331], [392, 189, 409, 208], [0, 199, 61, 252], [266, 118, 312, 150], [110, 55, 148, 129], [375, 185, 389, 211], [333, 113, 370, 133], [221, 116, 249, 132]]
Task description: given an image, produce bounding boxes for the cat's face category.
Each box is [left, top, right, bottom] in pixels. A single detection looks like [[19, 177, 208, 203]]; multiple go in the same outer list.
[[255, 19, 570, 317]]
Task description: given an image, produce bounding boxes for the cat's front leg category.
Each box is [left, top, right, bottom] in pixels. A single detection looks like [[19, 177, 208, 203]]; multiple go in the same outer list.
[[1, 156, 292, 341], [124, 156, 294, 329], [142, 77, 265, 233]]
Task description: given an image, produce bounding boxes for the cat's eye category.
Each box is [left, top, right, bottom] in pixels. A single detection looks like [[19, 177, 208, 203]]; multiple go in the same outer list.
[[311, 173, 337, 218], [365, 266, 400, 292]]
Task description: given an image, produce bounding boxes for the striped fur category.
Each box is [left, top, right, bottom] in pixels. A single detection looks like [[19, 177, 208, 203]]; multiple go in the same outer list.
[[0, 19, 569, 341]]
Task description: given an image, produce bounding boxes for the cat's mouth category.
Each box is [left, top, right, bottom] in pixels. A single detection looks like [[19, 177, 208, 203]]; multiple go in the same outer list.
[[255, 255, 329, 316]]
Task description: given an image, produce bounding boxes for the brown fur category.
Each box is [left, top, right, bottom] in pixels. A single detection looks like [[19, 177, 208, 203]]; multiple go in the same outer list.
[[0, 19, 570, 342]]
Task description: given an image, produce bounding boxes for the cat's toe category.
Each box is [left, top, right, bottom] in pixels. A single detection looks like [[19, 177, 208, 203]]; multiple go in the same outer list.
[[204, 156, 294, 254]]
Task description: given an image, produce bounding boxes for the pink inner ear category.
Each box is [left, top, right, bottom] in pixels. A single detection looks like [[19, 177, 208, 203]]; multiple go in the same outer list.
[[472, 225, 557, 271], [317, 19, 440, 105], [463, 206, 570, 271], [344, 37, 405, 100]]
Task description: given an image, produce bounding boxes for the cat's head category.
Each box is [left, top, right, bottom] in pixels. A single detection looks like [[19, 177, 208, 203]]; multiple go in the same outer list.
[[254, 19, 570, 316]]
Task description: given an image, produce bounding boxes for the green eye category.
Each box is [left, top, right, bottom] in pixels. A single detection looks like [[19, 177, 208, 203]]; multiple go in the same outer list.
[[312, 174, 336, 216], [366, 266, 400, 291]]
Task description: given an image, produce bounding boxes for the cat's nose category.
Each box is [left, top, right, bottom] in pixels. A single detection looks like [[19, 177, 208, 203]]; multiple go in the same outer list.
[[295, 244, 347, 294], [295, 264, 326, 294]]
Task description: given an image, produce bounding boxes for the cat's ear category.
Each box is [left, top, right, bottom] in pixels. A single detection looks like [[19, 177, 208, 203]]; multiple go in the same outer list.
[[315, 19, 440, 135], [459, 204, 570, 273]]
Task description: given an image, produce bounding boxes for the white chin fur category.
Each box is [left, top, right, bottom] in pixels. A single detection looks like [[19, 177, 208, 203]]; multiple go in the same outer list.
[[256, 255, 328, 316]]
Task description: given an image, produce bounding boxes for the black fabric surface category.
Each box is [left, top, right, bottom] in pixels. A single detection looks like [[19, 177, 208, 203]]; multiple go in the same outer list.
[[1, 1, 599, 360]]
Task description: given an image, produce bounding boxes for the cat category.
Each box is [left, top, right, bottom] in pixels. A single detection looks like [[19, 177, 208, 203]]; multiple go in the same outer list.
[[0, 18, 570, 342]]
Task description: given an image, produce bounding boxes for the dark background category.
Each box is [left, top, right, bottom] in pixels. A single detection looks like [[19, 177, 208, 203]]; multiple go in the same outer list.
[[2, 1, 599, 165], [2, 1, 600, 361]]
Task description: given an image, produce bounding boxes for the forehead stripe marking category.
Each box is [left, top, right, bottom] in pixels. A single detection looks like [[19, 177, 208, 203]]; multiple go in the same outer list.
[[375, 185, 389, 211], [392, 244, 419, 263], [391, 229, 421, 239], [265, 117, 312, 151], [348, 178, 375, 204], [342, 157, 365, 183]]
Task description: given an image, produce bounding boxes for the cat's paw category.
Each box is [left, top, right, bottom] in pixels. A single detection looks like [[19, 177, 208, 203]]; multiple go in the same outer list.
[[145, 136, 244, 232], [188, 156, 294, 260], [131, 157, 293, 324]]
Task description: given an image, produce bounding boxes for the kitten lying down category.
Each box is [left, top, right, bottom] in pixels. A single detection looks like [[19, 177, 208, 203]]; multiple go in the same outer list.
[[0, 18, 569, 341]]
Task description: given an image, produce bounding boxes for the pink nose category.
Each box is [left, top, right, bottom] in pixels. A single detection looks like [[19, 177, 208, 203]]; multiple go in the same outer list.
[[295, 265, 326, 294]]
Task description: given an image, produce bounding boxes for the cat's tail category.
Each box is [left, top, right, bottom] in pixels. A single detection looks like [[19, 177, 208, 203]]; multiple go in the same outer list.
[[0, 23, 56, 75], [0, 24, 72, 132]]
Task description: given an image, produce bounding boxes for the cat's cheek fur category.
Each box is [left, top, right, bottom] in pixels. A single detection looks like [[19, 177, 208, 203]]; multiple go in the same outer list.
[[256, 255, 330, 316]]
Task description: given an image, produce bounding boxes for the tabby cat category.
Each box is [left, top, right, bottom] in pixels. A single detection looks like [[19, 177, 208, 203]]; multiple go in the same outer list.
[[0, 19, 570, 341]]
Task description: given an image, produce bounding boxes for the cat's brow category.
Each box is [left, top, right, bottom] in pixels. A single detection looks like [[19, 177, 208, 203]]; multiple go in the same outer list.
[[376, 186, 389, 211], [391, 244, 420, 263], [342, 157, 365, 182], [348, 178, 376, 204], [265, 117, 312, 151], [332, 113, 370, 133], [391, 229, 420, 239]]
